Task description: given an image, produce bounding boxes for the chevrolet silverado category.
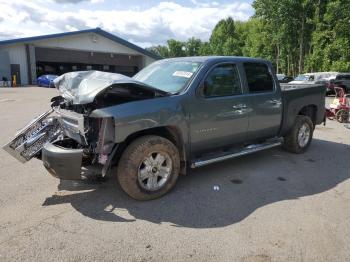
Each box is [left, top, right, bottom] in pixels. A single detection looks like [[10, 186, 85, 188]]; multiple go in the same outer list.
[[3, 57, 326, 200]]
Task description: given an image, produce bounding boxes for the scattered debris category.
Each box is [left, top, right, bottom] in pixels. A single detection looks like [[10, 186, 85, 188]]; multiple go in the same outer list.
[[277, 177, 287, 181], [231, 179, 243, 184], [306, 158, 316, 162]]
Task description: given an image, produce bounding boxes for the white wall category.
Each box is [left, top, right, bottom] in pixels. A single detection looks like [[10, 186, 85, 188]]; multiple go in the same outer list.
[[0, 32, 158, 85], [0, 51, 11, 80], [0, 44, 28, 85], [33, 33, 146, 57], [144, 55, 157, 67]]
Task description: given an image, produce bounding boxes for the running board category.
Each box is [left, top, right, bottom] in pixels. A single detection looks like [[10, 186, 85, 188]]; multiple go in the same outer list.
[[191, 140, 282, 168]]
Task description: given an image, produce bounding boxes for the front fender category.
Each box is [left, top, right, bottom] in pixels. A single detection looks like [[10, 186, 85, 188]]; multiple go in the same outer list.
[[89, 96, 188, 144]]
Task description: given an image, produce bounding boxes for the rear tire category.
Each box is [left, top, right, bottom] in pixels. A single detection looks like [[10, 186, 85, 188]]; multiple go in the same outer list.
[[283, 115, 314, 154], [117, 135, 180, 201]]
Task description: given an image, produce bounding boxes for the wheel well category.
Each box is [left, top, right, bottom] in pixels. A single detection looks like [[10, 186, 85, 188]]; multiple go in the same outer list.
[[115, 126, 187, 175], [298, 105, 317, 125]]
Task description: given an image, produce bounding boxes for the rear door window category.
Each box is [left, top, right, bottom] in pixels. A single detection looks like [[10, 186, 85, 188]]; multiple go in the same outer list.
[[243, 63, 274, 93]]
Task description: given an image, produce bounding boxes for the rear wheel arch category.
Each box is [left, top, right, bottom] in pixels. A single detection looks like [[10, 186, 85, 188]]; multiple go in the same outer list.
[[283, 115, 314, 153], [298, 104, 318, 125]]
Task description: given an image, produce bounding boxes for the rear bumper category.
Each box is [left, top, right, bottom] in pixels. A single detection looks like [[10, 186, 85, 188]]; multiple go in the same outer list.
[[42, 142, 83, 180]]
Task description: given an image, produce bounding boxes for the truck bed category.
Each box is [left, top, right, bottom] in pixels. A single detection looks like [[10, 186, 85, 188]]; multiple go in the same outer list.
[[279, 83, 326, 136], [280, 83, 325, 91]]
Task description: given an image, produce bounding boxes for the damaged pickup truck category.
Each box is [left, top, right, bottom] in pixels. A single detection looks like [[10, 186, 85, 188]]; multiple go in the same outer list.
[[3, 57, 326, 200]]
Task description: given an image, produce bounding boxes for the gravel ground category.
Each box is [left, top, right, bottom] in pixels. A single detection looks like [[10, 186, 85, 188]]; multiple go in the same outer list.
[[0, 87, 349, 262]]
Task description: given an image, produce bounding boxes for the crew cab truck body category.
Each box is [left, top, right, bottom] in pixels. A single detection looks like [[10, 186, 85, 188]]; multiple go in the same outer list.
[[3, 57, 325, 200]]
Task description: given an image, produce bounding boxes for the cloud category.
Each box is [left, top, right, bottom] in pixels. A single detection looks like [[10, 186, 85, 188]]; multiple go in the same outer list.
[[52, 0, 85, 3], [52, 0, 104, 3], [0, 31, 22, 39], [0, 1, 253, 47]]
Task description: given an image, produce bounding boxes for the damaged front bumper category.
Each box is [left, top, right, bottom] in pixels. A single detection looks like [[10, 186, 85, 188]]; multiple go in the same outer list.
[[2, 109, 62, 163], [3, 106, 116, 180], [42, 142, 83, 180]]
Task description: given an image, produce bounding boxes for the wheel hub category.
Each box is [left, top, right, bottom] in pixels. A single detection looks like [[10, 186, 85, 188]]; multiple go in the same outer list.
[[138, 152, 172, 191], [297, 123, 311, 147]]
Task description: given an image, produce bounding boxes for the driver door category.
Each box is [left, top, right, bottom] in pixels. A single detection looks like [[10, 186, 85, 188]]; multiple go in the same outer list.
[[189, 63, 252, 155]]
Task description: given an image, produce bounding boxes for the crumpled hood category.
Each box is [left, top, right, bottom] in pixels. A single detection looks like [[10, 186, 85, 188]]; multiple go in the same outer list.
[[53, 71, 165, 104]]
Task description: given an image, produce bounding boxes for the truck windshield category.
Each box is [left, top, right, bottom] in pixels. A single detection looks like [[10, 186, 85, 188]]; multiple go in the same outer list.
[[133, 60, 202, 94]]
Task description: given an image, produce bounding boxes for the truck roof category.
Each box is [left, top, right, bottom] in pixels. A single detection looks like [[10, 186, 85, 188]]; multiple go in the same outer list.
[[160, 56, 270, 64]]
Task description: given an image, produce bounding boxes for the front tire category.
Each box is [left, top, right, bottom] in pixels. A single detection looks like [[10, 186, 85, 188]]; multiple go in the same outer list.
[[283, 115, 314, 154], [117, 135, 180, 201]]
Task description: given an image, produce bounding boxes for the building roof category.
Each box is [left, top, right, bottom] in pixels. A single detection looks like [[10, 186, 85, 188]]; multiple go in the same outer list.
[[0, 27, 161, 60]]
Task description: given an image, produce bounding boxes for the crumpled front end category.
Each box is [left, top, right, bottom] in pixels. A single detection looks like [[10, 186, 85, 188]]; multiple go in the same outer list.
[[3, 70, 165, 180], [2, 109, 63, 163], [3, 105, 116, 180]]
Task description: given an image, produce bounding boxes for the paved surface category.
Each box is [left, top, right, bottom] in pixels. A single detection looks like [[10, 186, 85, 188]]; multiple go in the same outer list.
[[0, 87, 350, 262]]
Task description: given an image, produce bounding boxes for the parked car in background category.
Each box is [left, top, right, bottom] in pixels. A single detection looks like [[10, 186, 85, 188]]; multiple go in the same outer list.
[[280, 76, 294, 83], [290, 72, 337, 85], [37, 75, 58, 88], [276, 74, 293, 83], [276, 74, 286, 81], [325, 73, 350, 95]]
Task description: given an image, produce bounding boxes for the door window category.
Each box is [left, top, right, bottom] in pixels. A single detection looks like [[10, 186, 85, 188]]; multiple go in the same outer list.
[[243, 63, 274, 93], [203, 64, 242, 97]]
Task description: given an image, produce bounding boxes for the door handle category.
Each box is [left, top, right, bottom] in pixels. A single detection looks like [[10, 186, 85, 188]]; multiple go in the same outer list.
[[267, 99, 282, 106], [232, 104, 247, 110]]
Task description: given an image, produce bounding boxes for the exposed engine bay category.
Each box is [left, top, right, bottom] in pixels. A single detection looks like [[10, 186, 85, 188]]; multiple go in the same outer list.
[[2, 71, 167, 179]]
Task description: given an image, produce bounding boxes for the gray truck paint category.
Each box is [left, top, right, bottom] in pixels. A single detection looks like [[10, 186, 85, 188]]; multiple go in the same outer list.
[[3, 56, 326, 180], [42, 143, 83, 180], [89, 57, 325, 158]]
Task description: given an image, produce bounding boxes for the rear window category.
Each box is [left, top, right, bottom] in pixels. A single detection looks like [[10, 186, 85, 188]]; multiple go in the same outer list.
[[244, 63, 274, 93]]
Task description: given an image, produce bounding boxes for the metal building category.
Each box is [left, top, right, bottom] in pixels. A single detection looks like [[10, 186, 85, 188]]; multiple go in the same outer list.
[[0, 28, 160, 85]]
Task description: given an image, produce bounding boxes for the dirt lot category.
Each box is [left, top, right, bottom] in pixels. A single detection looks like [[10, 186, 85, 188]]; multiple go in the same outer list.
[[0, 87, 349, 262]]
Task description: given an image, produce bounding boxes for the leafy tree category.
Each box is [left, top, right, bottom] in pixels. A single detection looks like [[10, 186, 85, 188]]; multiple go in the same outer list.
[[253, 0, 315, 75], [185, 37, 202, 56], [209, 17, 242, 56], [198, 42, 212, 56], [146, 45, 169, 58], [305, 0, 350, 71], [145, 1, 350, 74], [167, 39, 186, 57]]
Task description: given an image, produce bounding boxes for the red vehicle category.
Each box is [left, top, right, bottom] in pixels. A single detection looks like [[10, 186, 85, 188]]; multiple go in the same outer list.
[[326, 87, 350, 123]]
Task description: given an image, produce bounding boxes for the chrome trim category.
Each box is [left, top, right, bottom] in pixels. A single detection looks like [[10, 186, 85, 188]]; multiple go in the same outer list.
[[191, 141, 282, 168], [53, 107, 86, 144], [2, 109, 62, 163]]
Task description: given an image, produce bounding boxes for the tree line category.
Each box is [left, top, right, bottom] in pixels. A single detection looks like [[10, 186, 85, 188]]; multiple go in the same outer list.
[[146, 0, 350, 76]]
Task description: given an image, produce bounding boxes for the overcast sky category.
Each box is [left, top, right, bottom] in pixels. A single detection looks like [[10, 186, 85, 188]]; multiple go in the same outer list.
[[0, 0, 254, 47]]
